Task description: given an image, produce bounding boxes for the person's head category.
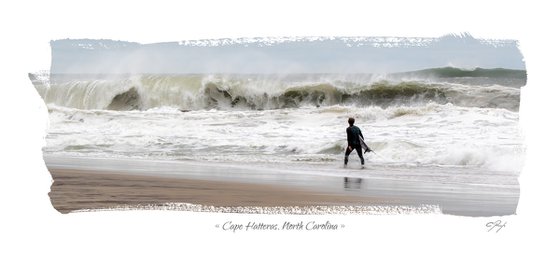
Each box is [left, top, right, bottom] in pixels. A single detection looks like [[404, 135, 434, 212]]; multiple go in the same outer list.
[[348, 117, 355, 126]]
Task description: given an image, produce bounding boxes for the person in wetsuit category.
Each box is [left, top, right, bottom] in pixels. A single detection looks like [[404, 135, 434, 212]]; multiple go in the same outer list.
[[344, 117, 365, 167]]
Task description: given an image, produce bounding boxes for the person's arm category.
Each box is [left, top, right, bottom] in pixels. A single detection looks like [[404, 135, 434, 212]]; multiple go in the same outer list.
[[346, 128, 352, 150], [359, 129, 364, 140]]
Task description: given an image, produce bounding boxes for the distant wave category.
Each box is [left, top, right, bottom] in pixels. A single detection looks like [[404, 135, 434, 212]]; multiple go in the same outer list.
[[391, 67, 527, 87], [33, 74, 520, 111]]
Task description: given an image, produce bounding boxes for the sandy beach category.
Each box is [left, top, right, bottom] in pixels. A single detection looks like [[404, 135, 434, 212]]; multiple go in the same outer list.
[[49, 168, 391, 214], [45, 156, 519, 216]]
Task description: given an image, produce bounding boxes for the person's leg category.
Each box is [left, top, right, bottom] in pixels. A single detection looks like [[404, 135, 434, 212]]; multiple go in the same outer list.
[[355, 145, 364, 165], [344, 146, 353, 165]]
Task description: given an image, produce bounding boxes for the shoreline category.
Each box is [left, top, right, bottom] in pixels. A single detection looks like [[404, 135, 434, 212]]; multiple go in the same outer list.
[[45, 156, 519, 216], [49, 168, 396, 214]]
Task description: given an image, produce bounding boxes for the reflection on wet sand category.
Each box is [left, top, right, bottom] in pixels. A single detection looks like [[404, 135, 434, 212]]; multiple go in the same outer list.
[[344, 177, 363, 190]]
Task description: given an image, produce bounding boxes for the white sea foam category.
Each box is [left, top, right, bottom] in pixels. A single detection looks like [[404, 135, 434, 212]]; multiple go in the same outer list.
[[44, 100, 524, 173], [35, 74, 521, 111], [37, 71, 524, 179]]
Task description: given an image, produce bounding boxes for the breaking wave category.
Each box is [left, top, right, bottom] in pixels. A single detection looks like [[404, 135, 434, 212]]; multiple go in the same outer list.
[[33, 73, 521, 111]]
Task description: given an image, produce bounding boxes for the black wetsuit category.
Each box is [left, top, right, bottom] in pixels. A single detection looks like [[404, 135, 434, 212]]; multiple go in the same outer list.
[[345, 125, 364, 165]]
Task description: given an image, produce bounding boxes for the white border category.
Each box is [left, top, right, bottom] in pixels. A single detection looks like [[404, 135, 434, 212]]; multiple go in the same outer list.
[[1, 0, 559, 252]]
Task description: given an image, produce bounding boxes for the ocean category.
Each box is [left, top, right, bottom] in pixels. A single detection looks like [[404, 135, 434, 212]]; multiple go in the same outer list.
[[32, 67, 525, 187]]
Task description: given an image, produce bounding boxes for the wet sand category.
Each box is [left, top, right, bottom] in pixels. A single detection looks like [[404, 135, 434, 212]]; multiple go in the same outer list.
[[49, 168, 389, 214], [45, 156, 519, 216]]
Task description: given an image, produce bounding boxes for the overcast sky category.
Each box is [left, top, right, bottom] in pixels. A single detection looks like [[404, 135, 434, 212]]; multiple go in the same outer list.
[[50, 35, 525, 74]]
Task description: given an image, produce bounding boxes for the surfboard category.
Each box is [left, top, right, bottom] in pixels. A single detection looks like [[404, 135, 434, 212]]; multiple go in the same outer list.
[[359, 136, 372, 153]]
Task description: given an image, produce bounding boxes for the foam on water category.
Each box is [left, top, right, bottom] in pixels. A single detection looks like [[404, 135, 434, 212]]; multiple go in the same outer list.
[[35, 70, 525, 178], [35, 73, 522, 111], [44, 101, 524, 173]]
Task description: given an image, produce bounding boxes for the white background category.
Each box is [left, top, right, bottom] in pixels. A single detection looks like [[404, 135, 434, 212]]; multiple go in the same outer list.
[[0, 0, 558, 252]]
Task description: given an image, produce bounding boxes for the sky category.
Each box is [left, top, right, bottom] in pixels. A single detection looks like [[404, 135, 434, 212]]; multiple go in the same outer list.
[[49, 34, 525, 74]]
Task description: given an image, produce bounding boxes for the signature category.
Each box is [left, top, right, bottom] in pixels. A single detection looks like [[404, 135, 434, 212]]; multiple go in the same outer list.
[[486, 220, 507, 233]]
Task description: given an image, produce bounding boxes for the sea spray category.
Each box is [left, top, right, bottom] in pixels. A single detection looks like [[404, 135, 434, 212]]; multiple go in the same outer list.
[[34, 73, 521, 111]]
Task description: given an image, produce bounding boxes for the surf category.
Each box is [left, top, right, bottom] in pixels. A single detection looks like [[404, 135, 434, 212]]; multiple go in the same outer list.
[[32, 72, 522, 111]]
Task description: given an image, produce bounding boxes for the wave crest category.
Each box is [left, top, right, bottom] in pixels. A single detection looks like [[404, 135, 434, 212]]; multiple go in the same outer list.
[[34, 74, 520, 111]]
